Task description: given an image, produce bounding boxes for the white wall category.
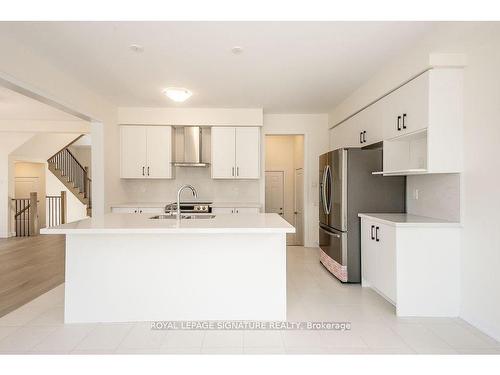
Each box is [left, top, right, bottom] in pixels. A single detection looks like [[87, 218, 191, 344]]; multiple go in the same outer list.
[[0, 32, 124, 217], [327, 22, 500, 341], [11, 133, 80, 162], [262, 114, 330, 248], [265, 135, 304, 244], [118, 107, 263, 126], [0, 132, 35, 237]]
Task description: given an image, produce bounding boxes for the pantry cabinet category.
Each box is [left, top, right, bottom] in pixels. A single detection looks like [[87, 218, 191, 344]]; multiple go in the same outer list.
[[211, 127, 260, 179], [120, 125, 173, 179]]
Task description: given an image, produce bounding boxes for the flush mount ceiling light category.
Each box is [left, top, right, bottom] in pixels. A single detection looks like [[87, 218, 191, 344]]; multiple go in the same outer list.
[[129, 44, 144, 53], [231, 46, 244, 55], [162, 87, 193, 102]]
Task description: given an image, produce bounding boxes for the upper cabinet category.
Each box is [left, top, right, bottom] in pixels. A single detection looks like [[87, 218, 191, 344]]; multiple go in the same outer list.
[[382, 72, 430, 140], [330, 97, 384, 150], [211, 127, 260, 179], [380, 69, 463, 175], [120, 125, 173, 179], [330, 68, 463, 175]]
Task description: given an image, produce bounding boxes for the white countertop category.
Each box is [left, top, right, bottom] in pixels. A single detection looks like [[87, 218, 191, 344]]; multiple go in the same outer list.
[[41, 213, 294, 234], [358, 213, 461, 227], [110, 201, 262, 208]]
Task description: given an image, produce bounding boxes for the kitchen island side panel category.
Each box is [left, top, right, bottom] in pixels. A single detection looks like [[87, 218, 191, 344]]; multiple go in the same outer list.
[[64, 233, 286, 323]]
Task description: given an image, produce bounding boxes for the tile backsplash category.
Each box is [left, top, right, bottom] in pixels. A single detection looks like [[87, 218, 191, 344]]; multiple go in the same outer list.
[[120, 166, 260, 203], [406, 173, 461, 222]]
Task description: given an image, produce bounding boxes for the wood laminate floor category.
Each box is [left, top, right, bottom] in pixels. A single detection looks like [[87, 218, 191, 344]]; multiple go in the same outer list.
[[0, 235, 65, 317]]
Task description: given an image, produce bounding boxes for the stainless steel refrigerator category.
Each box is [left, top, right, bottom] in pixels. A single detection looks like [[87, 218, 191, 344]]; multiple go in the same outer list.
[[318, 148, 406, 283]]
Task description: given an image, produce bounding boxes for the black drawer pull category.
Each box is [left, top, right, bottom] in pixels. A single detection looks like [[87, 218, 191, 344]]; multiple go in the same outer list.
[[375, 226, 380, 242], [371, 225, 375, 240]]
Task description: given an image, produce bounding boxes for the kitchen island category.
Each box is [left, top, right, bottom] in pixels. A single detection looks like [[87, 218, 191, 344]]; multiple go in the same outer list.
[[41, 213, 294, 323]]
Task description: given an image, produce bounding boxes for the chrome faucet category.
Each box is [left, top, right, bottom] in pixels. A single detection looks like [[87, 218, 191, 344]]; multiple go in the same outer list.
[[176, 184, 197, 219]]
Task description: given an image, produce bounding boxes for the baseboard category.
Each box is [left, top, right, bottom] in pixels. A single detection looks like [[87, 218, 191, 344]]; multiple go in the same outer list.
[[460, 313, 500, 343]]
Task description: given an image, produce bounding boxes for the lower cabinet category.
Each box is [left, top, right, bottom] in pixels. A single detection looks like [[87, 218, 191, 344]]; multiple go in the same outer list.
[[361, 219, 396, 304], [212, 207, 260, 214], [111, 207, 163, 214], [360, 215, 461, 317]]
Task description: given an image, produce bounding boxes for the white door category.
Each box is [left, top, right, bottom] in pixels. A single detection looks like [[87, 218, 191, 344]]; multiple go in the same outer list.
[[265, 171, 284, 218], [147, 126, 172, 178], [211, 127, 236, 179], [235, 127, 260, 179], [121, 126, 148, 178], [294, 168, 304, 246], [15, 177, 39, 199]]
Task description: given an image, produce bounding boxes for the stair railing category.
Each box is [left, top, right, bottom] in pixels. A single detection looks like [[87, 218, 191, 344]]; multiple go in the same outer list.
[[11, 192, 39, 237], [46, 191, 67, 227], [48, 148, 91, 209]]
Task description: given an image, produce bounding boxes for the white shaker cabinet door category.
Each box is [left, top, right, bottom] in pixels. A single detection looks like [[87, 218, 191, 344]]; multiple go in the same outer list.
[[235, 127, 260, 179], [121, 126, 148, 178], [234, 207, 260, 214], [211, 127, 236, 179], [111, 207, 140, 213], [383, 71, 430, 139], [146, 126, 173, 178], [212, 207, 235, 214], [361, 219, 377, 287], [375, 223, 397, 303]]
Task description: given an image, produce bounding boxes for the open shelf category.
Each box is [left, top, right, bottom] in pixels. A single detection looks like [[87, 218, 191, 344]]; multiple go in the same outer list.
[[372, 168, 427, 176], [382, 129, 428, 175]]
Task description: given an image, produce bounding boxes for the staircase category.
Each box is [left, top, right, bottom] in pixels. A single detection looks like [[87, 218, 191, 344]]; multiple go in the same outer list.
[[47, 137, 92, 217]]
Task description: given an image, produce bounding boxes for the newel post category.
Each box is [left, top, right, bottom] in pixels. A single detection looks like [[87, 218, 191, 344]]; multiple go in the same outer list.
[[61, 190, 67, 224], [29, 192, 39, 235]]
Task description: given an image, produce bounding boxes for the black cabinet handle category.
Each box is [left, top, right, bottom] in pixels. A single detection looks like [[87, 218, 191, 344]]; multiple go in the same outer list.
[[360, 132, 363, 144], [147, 166, 150, 176], [375, 226, 380, 242], [402, 113, 407, 129], [363, 131, 367, 143], [371, 225, 375, 240], [397, 116, 402, 131], [142, 166, 145, 176]]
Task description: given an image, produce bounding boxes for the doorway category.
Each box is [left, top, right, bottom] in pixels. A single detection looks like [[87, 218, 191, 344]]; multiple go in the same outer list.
[[264, 135, 304, 246]]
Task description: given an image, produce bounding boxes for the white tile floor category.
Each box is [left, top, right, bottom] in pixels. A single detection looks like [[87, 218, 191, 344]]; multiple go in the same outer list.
[[0, 246, 499, 355]]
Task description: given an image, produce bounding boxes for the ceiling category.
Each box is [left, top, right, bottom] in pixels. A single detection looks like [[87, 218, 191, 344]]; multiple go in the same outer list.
[[0, 86, 82, 121], [0, 22, 439, 112]]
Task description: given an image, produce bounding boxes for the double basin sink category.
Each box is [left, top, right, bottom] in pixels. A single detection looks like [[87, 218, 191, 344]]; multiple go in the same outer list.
[[149, 214, 216, 220]]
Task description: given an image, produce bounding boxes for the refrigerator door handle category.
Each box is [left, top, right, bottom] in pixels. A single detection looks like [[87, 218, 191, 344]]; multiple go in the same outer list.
[[323, 165, 332, 215], [321, 166, 329, 215], [324, 231, 340, 238]]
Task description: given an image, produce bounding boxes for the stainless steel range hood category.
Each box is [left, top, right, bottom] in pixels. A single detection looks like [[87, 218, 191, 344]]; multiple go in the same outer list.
[[173, 126, 210, 167]]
